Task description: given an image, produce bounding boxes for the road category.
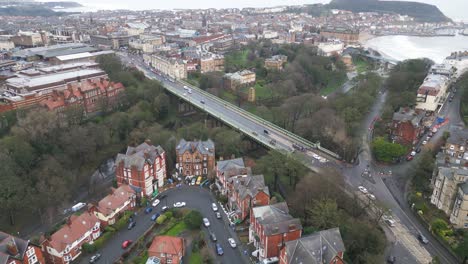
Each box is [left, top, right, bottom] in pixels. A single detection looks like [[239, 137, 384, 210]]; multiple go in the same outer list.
[[79, 185, 247, 264]]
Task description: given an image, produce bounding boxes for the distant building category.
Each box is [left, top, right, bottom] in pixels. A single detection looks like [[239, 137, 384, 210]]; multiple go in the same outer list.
[[430, 168, 468, 216], [0, 231, 46, 264], [0, 35, 15, 51], [144, 54, 187, 80], [415, 74, 450, 112], [320, 27, 359, 45], [90, 184, 137, 227], [227, 174, 270, 221], [391, 107, 425, 146], [317, 40, 345, 57], [176, 139, 215, 177], [216, 157, 250, 194], [90, 34, 132, 50], [41, 212, 101, 264], [211, 37, 234, 54], [200, 55, 225, 73], [249, 202, 302, 260], [279, 228, 345, 264], [11, 43, 97, 62], [148, 236, 185, 264], [124, 22, 149, 36], [11, 31, 44, 48], [224, 70, 256, 91], [264, 55, 287, 71], [115, 141, 167, 197]]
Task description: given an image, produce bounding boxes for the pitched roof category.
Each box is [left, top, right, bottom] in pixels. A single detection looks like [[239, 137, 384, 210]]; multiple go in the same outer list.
[[148, 236, 183, 256], [233, 174, 270, 200], [252, 202, 302, 236], [460, 182, 468, 195], [176, 139, 215, 156], [116, 142, 165, 171], [392, 107, 424, 126], [48, 212, 100, 253], [0, 231, 29, 263], [217, 158, 250, 181], [283, 228, 345, 264], [97, 184, 135, 216]]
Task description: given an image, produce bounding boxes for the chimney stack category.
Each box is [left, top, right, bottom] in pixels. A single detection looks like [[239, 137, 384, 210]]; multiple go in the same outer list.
[[6, 241, 19, 256]]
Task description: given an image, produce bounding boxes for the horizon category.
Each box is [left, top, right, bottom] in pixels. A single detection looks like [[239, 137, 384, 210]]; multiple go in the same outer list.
[[49, 0, 468, 21]]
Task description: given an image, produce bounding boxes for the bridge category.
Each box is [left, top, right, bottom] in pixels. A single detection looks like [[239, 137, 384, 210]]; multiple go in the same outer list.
[[119, 53, 342, 167]]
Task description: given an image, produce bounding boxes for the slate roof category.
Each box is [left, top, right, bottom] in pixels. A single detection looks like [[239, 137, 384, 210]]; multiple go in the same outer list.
[[116, 142, 165, 171], [460, 182, 468, 195], [0, 231, 29, 263], [392, 107, 424, 126], [446, 129, 468, 146], [176, 139, 215, 156], [232, 174, 270, 200], [217, 158, 250, 181], [283, 228, 345, 264], [252, 202, 302, 236]]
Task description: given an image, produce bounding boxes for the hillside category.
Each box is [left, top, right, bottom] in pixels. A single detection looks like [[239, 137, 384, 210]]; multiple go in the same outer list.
[[328, 0, 449, 22], [0, 1, 81, 16]]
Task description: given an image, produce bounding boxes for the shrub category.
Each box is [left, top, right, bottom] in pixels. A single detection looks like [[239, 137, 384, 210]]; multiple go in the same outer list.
[[82, 243, 97, 253], [94, 231, 114, 249], [156, 214, 167, 224], [184, 210, 203, 230], [164, 211, 173, 219]]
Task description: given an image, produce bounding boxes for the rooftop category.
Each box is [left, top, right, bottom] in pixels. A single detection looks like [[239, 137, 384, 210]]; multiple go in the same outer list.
[[116, 142, 166, 171], [176, 139, 215, 156]]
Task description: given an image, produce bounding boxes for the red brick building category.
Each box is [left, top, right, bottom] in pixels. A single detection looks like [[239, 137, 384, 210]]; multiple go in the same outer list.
[[279, 228, 345, 264], [176, 139, 215, 177], [249, 202, 302, 261], [216, 158, 250, 195], [227, 174, 270, 222], [391, 107, 425, 145], [115, 141, 167, 197], [148, 236, 185, 264], [90, 184, 136, 227], [41, 212, 101, 264], [0, 231, 46, 264]]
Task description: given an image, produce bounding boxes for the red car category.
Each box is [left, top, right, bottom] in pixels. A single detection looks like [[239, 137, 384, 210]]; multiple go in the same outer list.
[[122, 240, 133, 249], [406, 155, 414, 161]]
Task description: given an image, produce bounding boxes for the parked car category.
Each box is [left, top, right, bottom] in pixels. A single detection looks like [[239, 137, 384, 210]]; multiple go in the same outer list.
[[385, 219, 396, 227], [151, 212, 160, 221], [416, 148, 422, 153], [191, 177, 197, 186], [367, 193, 376, 200], [127, 221, 136, 230], [387, 255, 396, 263], [215, 212, 221, 219], [89, 253, 101, 263], [212, 203, 218, 211], [209, 231, 217, 242], [174, 202, 186, 208], [122, 240, 133, 249], [228, 238, 237, 248], [145, 207, 153, 214], [358, 186, 368, 194], [406, 155, 414, 161], [152, 199, 160, 207], [410, 151, 416, 156], [161, 206, 169, 212], [196, 176, 202, 185], [158, 194, 167, 200], [422, 140, 428, 145], [418, 234, 429, 244], [203, 218, 210, 227], [215, 243, 224, 256]]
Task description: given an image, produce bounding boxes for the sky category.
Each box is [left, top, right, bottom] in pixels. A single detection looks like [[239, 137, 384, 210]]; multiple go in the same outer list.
[[59, 0, 468, 21]]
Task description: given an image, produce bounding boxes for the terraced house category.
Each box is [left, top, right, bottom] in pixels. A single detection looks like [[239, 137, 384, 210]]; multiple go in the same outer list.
[[216, 157, 251, 194], [176, 139, 215, 177], [0, 232, 46, 264]]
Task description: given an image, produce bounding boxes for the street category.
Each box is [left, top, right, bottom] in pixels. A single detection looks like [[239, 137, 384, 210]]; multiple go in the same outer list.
[[78, 185, 248, 264]]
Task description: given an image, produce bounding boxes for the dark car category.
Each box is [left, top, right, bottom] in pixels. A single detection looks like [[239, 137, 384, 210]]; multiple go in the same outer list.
[[89, 253, 101, 263], [158, 194, 167, 200], [263, 129, 269, 135], [127, 221, 136, 230], [210, 231, 217, 242], [145, 207, 153, 214], [215, 243, 224, 256], [418, 234, 429, 244], [416, 148, 422, 153], [151, 212, 160, 221], [387, 255, 396, 263]]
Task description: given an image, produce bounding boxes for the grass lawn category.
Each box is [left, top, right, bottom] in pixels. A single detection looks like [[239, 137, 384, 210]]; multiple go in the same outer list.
[[320, 77, 346, 96], [354, 58, 370, 74], [164, 221, 187, 236], [226, 50, 249, 69], [189, 252, 203, 264]]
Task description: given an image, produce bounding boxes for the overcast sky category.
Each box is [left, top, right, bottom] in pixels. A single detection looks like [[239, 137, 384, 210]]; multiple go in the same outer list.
[[66, 0, 468, 21]]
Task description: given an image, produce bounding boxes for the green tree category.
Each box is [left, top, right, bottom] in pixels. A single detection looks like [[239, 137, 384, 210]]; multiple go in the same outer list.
[[308, 198, 341, 230], [372, 137, 407, 162], [184, 210, 203, 230]]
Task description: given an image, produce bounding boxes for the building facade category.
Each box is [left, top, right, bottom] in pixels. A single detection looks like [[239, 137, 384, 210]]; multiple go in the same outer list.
[[0, 231, 46, 264], [115, 141, 167, 197], [319, 27, 359, 45], [449, 183, 468, 229], [42, 212, 101, 264], [415, 74, 450, 112], [91, 184, 136, 227], [216, 158, 250, 194], [175, 139, 215, 177], [430, 168, 468, 216], [264, 55, 287, 71], [200, 55, 225, 73], [391, 107, 425, 146], [144, 54, 187, 80], [249, 203, 302, 261]]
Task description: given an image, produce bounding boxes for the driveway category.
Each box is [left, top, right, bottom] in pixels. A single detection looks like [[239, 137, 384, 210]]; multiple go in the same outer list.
[[78, 185, 248, 264]]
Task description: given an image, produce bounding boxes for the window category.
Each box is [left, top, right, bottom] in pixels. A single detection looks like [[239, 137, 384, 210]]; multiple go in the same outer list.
[[29, 254, 38, 264], [203, 168, 207, 174], [26, 247, 35, 257], [160, 253, 165, 257]]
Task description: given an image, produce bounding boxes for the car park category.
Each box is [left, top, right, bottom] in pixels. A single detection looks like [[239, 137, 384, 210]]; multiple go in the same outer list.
[[215, 212, 221, 219], [174, 202, 186, 208], [358, 186, 368, 194], [151, 212, 160, 221], [228, 238, 237, 248], [127, 221, 136, 230], [212, 203, 218, 211], [203, 218, 210, 227], [145, 207, 153, 214], [89, 253, 101, 263], [215, 243, 224, 255], [122, 240, 133, 249], [152, 199, 160, 207]]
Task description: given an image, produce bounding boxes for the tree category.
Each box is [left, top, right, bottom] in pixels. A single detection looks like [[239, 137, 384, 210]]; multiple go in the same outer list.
[[372, 137, 407, 163], [307, 198, 341, 230], [184, 210, 203, 230]]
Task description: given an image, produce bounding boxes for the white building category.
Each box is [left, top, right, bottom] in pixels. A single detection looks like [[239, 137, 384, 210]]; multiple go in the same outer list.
[[144, 54, 187, 80], [317, 40, 345, 57], [415, 74, 450, 112]]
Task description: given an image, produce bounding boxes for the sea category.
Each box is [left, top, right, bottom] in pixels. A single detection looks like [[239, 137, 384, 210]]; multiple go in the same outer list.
[[364, 34, 468, 64]]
